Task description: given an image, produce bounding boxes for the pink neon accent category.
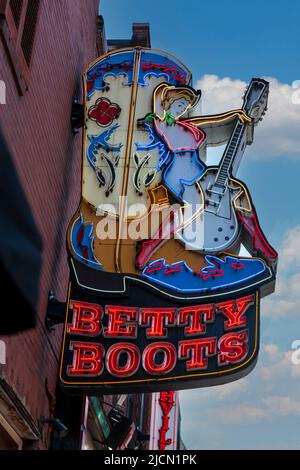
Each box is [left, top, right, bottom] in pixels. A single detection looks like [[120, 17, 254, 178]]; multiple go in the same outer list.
[[154, 120, 206, 152], [230, 262, 245, 270], [164, 264, 182, 275], [141, 60, 187, 83], [145, 261, 164, 274], [200, 269, 225, 281], [137, 212, 175, 268], [237, 211, 277, 260], [177, 120, 205, 145]]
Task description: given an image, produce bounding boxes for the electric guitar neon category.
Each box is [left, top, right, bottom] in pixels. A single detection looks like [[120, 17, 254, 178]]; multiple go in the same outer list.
[[178, 78, 269, 253]]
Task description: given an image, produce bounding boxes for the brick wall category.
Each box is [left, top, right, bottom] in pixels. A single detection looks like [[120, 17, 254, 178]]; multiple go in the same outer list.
[[0, 0, 99, 449]]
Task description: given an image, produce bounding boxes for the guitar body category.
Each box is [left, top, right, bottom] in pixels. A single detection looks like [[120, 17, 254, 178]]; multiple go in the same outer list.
[[178, 167, 243, 253]]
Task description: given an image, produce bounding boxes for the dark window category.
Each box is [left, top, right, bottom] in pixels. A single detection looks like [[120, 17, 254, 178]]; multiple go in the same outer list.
[[0, 0, 41, 93], [21, 0, 40, 66], [9, 0, 23, 29]]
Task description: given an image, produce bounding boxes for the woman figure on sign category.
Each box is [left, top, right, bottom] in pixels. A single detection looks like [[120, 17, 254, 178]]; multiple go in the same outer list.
[[136, 83, 277, 271]]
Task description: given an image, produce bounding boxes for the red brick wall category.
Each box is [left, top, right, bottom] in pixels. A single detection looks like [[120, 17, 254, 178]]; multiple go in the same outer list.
[[0, 0, 99, 449]]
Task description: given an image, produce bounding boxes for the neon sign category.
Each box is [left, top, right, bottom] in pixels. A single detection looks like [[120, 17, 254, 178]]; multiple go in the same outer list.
[[158, 392, 176, 450], [60, 47, 277, 394], [60, 292, 258, 392], [149, 392, 178, 450]]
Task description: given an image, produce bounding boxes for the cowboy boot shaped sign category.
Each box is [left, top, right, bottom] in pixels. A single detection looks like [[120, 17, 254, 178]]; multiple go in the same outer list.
[[60, 48, 277, 394]]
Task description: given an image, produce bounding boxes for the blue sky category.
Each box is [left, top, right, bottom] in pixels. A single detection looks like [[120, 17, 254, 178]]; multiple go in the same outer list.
[[101, 0, 300, 84], [101, 0, 300, 450]]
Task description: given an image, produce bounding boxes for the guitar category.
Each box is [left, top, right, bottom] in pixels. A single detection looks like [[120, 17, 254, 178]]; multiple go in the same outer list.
[[178, 78, 269, 253]]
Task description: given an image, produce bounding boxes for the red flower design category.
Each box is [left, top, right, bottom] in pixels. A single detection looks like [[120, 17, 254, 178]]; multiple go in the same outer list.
[[88, 97, 121, 127]]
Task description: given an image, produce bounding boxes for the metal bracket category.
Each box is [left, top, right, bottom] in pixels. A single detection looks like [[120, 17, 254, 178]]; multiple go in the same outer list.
[[46, 291, 66, 332], [71, 96, 84, 134]]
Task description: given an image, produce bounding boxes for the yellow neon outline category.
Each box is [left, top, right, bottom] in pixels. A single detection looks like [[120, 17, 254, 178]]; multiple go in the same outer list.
[[59, 282, 71, 384], [115, 49, 141, 272], [153, 83, 199, 121], [177, 181, 204, 228], [66, 184, 174, 266], [136, 181, 204, 261], [230, 177, 253, 213], [186, 109, 252, 127], [59, 291, 259, 386]]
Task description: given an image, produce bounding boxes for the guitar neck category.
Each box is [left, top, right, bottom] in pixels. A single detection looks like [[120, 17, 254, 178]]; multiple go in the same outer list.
[[213, 78, 269, 189], [214, 120, 246, 187]]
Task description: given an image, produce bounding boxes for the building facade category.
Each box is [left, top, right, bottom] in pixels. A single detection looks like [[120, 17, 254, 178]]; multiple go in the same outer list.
[[0, 0, 153, 450]]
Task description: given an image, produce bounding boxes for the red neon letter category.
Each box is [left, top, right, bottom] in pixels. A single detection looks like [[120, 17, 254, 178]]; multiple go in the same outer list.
[[218, 329, 249, 366], [216, 295, 254, 330], [178, 338, 217, 370], [140, 308, 176, 338], [178, 304, 215, 336], [159, 391, 175, 415], [67, 301, 103, 336], [158, 416, 172, 450], [104, 306, 138, 338], [67, 342, 104, 376], [106, 343, 140, 377], [143, 342, 176, 375], [158, 392, 175, 450]]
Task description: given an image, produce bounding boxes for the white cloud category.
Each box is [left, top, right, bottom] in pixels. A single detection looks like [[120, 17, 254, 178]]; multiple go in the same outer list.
[[180, 341, 300, 448], [262, 276, 300, 318], [195, 75, 248, 115], [263, 225, 300, 318], [280, 225, 300, 267], [194, 75, 300, 159], [258, 349, 300, 381], [180, 377, 247, 405], [263, 396, 300, 416], [262, 343, 281, 362], [207, 404, 266, 423], [207, 396, 300, 424]]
